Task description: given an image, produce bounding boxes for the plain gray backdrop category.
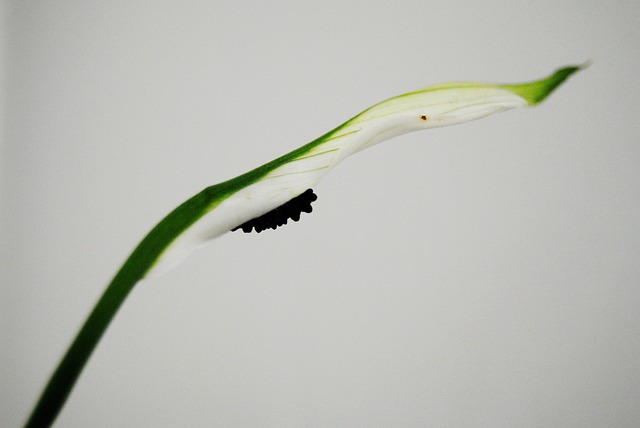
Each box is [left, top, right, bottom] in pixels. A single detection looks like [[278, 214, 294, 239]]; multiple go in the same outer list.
[[2, 1, 639, 427]]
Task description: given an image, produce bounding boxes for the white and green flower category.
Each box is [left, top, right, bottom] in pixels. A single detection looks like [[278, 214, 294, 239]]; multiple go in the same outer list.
[[26, 64, 584, 428]]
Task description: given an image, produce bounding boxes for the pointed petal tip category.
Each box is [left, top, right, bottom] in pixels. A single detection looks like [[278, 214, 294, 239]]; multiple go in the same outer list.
[[502, 62, 588, 106]]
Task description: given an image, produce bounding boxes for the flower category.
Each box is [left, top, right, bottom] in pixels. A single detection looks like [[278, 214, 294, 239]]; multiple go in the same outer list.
[[26, 64, 584, 428], [146, 64, 585, 278]]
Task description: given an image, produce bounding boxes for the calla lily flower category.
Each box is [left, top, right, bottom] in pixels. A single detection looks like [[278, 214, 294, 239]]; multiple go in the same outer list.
[[26, 64, 584, 428]]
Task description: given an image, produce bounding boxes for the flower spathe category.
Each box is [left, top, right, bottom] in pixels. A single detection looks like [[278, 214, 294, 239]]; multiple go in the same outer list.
[[145, 64, 585, 278]]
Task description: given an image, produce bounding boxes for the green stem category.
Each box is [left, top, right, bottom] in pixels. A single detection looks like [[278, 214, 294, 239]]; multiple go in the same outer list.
[[25, 185, 218, 427], [25, 261, 143, 427]]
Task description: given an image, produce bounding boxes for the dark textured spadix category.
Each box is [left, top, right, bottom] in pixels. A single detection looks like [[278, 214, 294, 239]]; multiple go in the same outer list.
[[232, 189, 318, 233]]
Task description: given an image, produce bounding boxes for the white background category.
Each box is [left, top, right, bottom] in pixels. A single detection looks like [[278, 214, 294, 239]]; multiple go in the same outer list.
[[2, 1, 639, 427]]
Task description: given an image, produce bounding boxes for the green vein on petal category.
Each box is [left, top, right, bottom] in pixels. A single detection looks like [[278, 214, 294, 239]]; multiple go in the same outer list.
[[25, 64, 584, 428]]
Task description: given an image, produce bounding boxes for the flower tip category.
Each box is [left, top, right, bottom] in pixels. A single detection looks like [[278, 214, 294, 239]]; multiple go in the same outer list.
[[501, 62, 586, 106]]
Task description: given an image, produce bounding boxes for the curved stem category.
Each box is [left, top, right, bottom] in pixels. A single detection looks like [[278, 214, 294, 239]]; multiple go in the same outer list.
[[25, 186, 217, 427], [25, 263, 142, 427]]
